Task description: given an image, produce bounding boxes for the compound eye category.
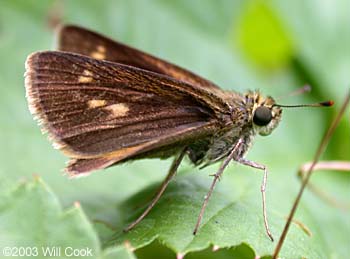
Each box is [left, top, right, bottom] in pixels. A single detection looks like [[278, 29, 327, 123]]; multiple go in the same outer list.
[[253, 106, 272, 126]]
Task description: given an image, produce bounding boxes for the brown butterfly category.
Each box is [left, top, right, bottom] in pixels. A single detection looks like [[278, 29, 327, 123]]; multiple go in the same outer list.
[[24, 25, 332, 240]]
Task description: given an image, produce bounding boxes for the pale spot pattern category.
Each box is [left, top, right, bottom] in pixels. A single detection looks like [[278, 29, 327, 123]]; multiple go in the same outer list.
[[91, 45, 106, 60], [105, 103, 129, 117], [78, 70, 93, 83], [87, 100, 107, 108]]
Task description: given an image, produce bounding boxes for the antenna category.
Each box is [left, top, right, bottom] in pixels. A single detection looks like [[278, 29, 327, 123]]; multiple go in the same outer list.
[[274, 100, 334, 108], [274, 84, 333, 108]]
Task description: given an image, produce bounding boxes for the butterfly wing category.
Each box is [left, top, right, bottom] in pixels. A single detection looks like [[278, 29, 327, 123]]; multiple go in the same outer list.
[[57, 25, 221, 91], [25, 51, 229, 174]]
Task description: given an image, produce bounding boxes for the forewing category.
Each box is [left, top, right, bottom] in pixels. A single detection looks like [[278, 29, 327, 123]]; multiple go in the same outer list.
[[57, 25, 221, 91], [25, 51, 222, 161]]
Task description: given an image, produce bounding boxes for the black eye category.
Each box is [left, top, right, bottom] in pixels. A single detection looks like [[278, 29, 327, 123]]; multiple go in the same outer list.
[[253, 106, 272, 126]]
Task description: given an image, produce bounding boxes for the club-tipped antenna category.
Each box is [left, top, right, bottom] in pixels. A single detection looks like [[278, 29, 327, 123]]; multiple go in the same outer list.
[[274, 84, 333, 108], [273, 100, 334, 108]]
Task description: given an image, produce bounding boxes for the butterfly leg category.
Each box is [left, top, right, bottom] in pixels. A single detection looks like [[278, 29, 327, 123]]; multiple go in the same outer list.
[[298, 161, 350, 209], [124, 147, 187, 232], [193, 138, 243, 235], [236, 158, 274, 241]]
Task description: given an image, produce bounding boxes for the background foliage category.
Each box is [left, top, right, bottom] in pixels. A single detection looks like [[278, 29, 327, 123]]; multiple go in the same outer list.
[[0, 0, 349, 258]]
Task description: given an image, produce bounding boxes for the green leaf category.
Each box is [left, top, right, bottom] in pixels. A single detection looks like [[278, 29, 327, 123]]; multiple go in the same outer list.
[[102, 246, 137, 259], [135, 240, 256, 259], [0, 177, 135, 259], [234, 1, 294, 68], [110, 172, 324, 259]]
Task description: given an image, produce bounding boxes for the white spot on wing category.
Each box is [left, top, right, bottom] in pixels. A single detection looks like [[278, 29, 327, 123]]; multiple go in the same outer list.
[[105, 103, 129, 117], [88, 100, 107, 108], [91, 45, 106, 60], [79, 70, 93, 83]]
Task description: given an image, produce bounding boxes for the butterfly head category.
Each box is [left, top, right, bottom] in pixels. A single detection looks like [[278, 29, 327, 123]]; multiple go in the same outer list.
[[246, 90, 333, 136], [249, 92, 282, 136]]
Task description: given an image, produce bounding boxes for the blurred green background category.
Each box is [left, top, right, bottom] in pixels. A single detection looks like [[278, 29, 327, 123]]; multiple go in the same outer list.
[[0, 0, 349, 259]]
